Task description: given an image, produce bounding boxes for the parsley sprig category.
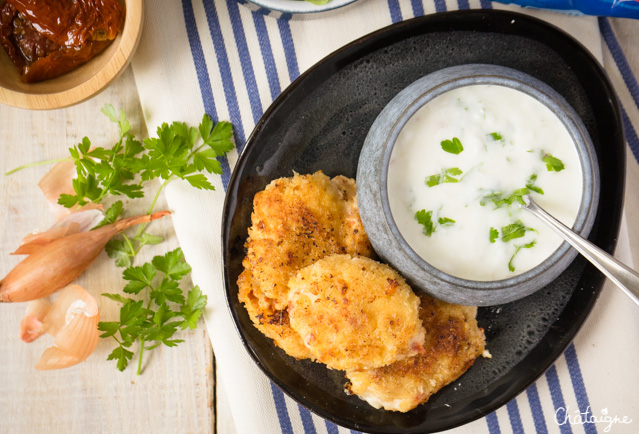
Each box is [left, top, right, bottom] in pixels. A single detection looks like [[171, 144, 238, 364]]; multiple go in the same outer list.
[[425, 167, 463, 187], [441, 137, 464, 154], [415, 209, 455, 237], [98, 248, 207, 375], [90, 106, 233, 267], [10, 105, 234, 267], [542, 153, 565, 172], [508, 240, 537, 272], [480, 173, 544, 209], [7, 106, 229, 374], [41, 105, 234, 268], [489, 221, 538, 272], [488, 132, 504, 142], [501, 220, 537, 242]]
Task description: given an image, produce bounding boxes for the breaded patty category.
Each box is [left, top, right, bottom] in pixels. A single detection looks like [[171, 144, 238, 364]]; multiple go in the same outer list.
[[288, 255, 426, 371], [344, 295, 486, 412], [237, 172, 374, 360]]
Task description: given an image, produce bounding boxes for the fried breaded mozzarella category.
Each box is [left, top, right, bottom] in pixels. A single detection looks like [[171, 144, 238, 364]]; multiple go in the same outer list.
[[288, 255, 426, 371], [237, 172, 374, 360], [344, 296, 486, 412]]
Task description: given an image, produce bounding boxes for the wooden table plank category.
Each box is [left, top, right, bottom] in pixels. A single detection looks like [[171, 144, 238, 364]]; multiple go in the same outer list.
[[0, 67, 214, 434]]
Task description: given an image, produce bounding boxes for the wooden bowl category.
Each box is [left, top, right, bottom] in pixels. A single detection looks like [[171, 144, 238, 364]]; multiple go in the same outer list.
[[0, 0, 143, 110]]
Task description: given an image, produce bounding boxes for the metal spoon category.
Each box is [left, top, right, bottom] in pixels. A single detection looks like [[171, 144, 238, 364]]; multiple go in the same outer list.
[[523, 195, 639, 306]]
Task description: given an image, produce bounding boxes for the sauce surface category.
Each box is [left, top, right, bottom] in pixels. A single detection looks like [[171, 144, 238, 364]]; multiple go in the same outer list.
[[387, 84, 583, 281], [0, 0, 123, 83]]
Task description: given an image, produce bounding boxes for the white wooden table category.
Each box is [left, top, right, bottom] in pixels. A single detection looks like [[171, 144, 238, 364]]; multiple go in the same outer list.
[[0, 68, 217, 433]]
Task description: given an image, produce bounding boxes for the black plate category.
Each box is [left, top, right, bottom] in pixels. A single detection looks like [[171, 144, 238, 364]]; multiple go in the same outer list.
[[221, 10, 625, 433]]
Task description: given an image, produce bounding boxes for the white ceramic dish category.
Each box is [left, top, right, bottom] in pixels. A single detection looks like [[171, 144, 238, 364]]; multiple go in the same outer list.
[[357, 64, 600, 306], [246, 0, 359, 14]]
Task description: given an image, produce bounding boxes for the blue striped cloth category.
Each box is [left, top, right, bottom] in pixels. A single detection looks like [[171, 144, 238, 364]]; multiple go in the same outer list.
[[130, 1, 639, 433]]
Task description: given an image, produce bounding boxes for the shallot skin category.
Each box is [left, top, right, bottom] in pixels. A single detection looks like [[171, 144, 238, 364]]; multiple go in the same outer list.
[[0, 211, 170, 303]]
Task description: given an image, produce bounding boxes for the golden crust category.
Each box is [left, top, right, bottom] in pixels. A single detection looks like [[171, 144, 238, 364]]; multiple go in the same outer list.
[[288, 255, 426, 371], [345, 295, 486, 412], [237, 172, 374, 360]]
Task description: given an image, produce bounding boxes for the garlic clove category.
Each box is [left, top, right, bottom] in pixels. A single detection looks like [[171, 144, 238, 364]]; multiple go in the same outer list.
[[13, 207, 105, 255], [33, 285, 100, 370], [19, 299, 52, 343]]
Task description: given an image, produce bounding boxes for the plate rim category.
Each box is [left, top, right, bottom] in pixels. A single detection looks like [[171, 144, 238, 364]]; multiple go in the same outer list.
[[244, 0, 359, 14], [221, 9, 625, 433]]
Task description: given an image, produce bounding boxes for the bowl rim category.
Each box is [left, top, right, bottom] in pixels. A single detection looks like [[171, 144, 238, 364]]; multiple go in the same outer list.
[[0, 0, 143, 110], [361, 64, 600, 305], [245, 0, 359, 14]]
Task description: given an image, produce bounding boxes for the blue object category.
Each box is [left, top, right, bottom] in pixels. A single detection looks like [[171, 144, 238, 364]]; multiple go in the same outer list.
[[495, 0, 639, 18]]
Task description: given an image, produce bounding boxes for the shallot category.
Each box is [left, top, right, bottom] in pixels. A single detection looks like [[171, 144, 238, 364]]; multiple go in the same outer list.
[[0, 211, 170, 302]]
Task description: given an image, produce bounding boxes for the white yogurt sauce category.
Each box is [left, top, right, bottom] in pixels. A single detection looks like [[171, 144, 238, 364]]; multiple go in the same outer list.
[[387, 84, 583, 281]]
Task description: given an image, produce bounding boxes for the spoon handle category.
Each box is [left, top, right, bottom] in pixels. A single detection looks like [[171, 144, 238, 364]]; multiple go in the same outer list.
[[525, 197, 639, 306]]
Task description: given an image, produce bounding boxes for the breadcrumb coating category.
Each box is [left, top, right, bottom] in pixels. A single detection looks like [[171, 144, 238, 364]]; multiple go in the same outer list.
[[237, 172, 373, 359], [288, 254, 426, 371]]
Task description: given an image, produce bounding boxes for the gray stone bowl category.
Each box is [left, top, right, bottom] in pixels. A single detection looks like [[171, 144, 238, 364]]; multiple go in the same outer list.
[[357, 64, 600, 306]]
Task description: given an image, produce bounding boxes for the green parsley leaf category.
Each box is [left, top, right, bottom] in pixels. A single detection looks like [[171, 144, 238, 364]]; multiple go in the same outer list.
[[415, 209, 435, 236], [425, 174, 441, 187], [501, 221, 527, 242], [542, 153, 565, 172], [489, 227, 499, 243], [153, 303, 176, 326], [119, 300, 147, 326], [99, 249, 206, 374], [100, 104, 119, 123], [151, 277, 184, 305], [79, 136, 91, 155], [482, 188, 528, 209], [98, 322, 120, 338], [185, 173, 215, 190], [162, 338, 185, 348], [501, 220, 537, 242], [133, 233, 164, 247], [124, 136, 144, 158], [105, 238, 133, 268], [425, 167, 463, 187], [438, 216, 456, 226], [138, 116, 233, 191], [107, 346, 134, 372], [111, 183, 144, 199], [152, 248, 192, 280], [122, 263, 157, 294], [57, 193, 80, 208], [101, 293, 131, 305], [488, 132, 503, 141], [61, 173, 103, 206], [198, 114, 214, 144], [441, 137, 464, 154], [481, 173, 545, 210], [86, 147, 113, 161], [525, 174, 544, 195], [93, 200, 124, 229], [185, 285, 207, 312], [204, 119, 234, 157], [193, 149, 223, 174], [181, 286, 207, 330], [508, 240, 537, 272]]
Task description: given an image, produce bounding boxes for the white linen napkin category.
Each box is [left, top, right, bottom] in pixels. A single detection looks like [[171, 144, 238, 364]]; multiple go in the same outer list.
[[131, 1, 639, 432]]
